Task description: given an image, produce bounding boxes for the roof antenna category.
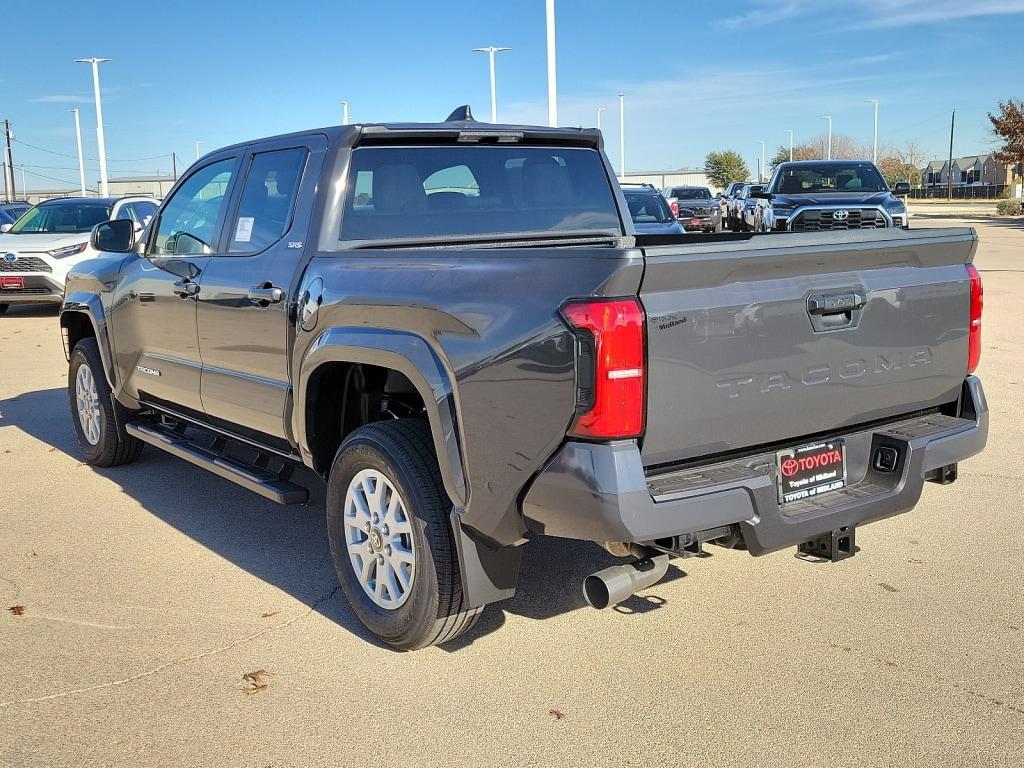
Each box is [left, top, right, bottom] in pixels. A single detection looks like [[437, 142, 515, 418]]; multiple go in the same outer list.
[[446, 105, 476, 122]]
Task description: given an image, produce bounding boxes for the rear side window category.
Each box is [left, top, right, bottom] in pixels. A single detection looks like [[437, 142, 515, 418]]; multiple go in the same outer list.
[[340, 145, 620, 243], [230, 147, 308, 253]]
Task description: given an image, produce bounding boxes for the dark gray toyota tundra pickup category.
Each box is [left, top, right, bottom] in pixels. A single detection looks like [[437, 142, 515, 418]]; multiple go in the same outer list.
[[59, 108, 988, 649]]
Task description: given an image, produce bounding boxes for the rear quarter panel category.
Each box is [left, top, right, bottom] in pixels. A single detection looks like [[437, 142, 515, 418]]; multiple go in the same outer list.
[[294, 247, 644, 546]]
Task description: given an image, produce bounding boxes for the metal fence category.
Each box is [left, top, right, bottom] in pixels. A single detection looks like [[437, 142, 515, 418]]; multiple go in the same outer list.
[[910, 184, 1010, 199]]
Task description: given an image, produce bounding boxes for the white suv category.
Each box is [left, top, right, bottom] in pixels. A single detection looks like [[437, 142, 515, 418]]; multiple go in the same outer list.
[[0, 196, 158, 313]]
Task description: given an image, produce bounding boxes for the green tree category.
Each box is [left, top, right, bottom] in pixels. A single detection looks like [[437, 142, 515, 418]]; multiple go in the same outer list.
[[769, 145, 790, 171], [704, 150, 750, 188], [989, 99, 1024, 186]]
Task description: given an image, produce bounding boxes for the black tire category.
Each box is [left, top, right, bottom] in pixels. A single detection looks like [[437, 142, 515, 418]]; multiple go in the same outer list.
[[68, 337, 143, 467], [0, 304, 8, 315], [326, 420, 482, 650]]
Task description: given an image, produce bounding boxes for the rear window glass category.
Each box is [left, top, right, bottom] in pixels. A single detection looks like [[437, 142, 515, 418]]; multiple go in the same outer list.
[[340, 146, 620, 243], [623, 191, 673, 223], [669, 187, 711, 199]]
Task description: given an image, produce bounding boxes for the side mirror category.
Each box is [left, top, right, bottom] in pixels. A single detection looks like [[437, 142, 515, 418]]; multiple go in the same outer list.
[[0, 223, 11, 233], [892, 181, 911, 196], [91, 219, 136, 252]]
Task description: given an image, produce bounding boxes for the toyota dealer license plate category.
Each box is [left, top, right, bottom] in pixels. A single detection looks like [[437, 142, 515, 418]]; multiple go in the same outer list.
[[0, 276, 24, 290], [777, 439, 846, 504]]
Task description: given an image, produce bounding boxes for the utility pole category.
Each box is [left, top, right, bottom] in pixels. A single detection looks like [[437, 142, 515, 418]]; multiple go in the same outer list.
[[3, 120, 15, 201], [758, 140, 766, 182], [19, 165, 27, 197], [472, 46, 511, 123], [195, 141, 203, 160], [172, 152, 178, 180], [821, 115, 833, 160], [340, 101, 349, 126], [76, 58, 111, 196], [545, 0, 557, 126], [787, 129, 794, 162], [867, 99, 879, 164], [618, 92, 625, 179], [70, 108, 87, 196], [596, 106, 606, 130], [947, 109, 955, 200]]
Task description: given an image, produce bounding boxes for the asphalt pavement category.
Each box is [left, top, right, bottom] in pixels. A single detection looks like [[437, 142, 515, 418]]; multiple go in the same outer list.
[[1, 215, 1021, 767]]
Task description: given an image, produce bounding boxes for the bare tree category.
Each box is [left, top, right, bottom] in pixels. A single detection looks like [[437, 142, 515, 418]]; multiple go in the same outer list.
[[787, 134, 872, 161]]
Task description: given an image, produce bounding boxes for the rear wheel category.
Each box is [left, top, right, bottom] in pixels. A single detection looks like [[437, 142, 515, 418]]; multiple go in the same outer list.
[[0, 304, 8, 315], [68, 338, 143, 467], [326, 420, 482, 650]]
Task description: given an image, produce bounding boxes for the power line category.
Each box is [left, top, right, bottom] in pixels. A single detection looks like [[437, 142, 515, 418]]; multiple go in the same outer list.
[[21, 168, 81, 187], [11, 137, 170, 164]]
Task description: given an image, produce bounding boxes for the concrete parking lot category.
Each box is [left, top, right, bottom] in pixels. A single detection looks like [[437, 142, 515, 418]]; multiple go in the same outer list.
[[1, 216, 1021, 768]]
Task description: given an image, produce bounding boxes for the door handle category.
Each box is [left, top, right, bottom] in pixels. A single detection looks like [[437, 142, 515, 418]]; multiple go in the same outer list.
[[173, 279, 199, 298], [248, 284, 284, 305], [807, 292, 865, 315]]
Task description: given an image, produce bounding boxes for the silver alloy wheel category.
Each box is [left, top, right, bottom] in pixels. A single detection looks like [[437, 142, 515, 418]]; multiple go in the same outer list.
[[75, 363, 102, 446], [343, 468, 416, 609]]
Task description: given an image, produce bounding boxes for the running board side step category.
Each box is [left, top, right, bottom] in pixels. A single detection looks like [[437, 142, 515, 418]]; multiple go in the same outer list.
[[126, 422, 309, 504]]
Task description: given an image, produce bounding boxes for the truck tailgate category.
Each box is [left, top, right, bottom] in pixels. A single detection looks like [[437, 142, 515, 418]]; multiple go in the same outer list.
[[639, 228, 977, 467]]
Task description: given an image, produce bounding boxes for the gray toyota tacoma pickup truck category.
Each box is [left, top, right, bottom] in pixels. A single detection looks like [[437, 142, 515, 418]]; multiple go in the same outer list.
[[60, 108, 988, 649]]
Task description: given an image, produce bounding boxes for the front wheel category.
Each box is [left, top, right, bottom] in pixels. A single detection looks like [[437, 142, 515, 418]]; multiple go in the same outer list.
[[0, 304, 8, 315], [68, 338, 143, 466], [326, 420, 483, 650]]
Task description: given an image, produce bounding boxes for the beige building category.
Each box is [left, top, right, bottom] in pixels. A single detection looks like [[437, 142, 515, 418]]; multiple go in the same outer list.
[[12, 173, 177, 204], [620, 168, 718, 194]]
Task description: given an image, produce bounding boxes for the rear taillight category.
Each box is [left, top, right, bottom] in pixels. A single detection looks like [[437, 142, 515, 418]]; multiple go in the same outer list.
[[670, 200, 679, 217], [561, 298, 646, 439], [967, 263, 983, 374]]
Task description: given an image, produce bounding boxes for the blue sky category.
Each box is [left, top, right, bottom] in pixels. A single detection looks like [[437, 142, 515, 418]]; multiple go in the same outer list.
[[2, 0, 1022, 191]]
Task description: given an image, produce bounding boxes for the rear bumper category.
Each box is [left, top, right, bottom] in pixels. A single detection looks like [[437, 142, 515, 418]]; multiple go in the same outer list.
[[679, 215, 717, 231], [522, 377, 987, 555]]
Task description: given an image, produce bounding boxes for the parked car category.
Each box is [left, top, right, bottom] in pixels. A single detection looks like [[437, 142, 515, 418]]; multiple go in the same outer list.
[[0, 196, 158, 313], [0, 201, 31, 228], [721, 182, 747, 229], [736, 183, 769, 231], [59, 109, 986, 649], [661, 185, 721, 231], [621, 183, 685, 235], [755, 160, 911, 232]]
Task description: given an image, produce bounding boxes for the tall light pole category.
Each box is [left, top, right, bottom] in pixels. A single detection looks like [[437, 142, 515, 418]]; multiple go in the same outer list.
[[75, 58, 111, 196], [821, 115, 833, 160], [545, 0, 557, 126], [618, 92, 625, 179], [596, 106, 606, 131], [195, 141, 203, 160], [340, 101, 349, 125], [786, 129, 794, 162], [867, 98, 879, 163], [472, 46, 511, 123], [70, 108, 86, 196], [758, 140, 766, 182]]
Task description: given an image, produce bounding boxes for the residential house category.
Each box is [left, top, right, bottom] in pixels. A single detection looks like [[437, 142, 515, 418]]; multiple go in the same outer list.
[[922, 154, 1013, 188]]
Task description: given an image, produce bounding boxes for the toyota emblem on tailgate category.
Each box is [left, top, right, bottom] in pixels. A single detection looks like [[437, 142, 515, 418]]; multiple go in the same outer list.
[[833, 210, 849, 220], [2, 252, 16, 263]]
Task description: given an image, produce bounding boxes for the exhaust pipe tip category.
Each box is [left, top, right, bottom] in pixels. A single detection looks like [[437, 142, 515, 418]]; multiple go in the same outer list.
[[583, 554, 670, 609], [583, 574, 613, 610]]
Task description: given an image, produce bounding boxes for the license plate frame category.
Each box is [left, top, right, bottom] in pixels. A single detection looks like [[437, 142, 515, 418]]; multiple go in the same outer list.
[[777, 439, 847, 504], [0, 276, 24, 290]]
